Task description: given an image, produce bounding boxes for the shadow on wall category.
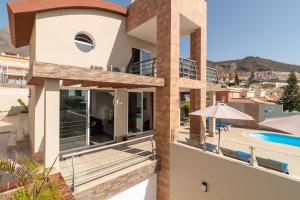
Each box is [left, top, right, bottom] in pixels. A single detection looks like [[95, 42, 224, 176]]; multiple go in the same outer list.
[[144, 174, 157, 200], [107, 16, 157, 73], [0, 106, 27, 131], [0, 107, 30, 160]]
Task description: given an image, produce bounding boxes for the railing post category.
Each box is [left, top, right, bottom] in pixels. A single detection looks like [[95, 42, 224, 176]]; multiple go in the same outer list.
[[249, 145, 255, 166], [150, 136, 156, 160], [152, 59, 155, 76], [71, 156, 75, 191]]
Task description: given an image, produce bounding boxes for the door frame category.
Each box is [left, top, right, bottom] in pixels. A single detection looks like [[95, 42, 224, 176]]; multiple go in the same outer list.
[[59, 88, 90, 152], [126, 88, 156, 136], [59, 87, 117, 153], [89, 88, 117, 145], [138, 49, 152, 75]]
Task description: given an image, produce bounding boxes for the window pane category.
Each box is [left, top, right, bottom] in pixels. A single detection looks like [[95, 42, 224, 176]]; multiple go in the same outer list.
[[143, 92, 154, 132], [141, 51, 152, 75], [74, 34, 94, 53], [128, 92, 143, 133], [60, 90, 88, 151]]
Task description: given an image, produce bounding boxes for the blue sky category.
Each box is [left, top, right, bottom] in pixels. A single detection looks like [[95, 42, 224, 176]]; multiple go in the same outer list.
[[1, 0, 300, 65]]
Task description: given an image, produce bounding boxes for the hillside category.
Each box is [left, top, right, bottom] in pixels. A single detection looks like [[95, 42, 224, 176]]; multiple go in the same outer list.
[[0, 27, 29, 56], [1, 25, 300, 74], [207, 56, 300, 73]]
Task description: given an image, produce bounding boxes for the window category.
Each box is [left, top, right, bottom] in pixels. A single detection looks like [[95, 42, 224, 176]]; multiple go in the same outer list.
[[74, 34, 94, 52]]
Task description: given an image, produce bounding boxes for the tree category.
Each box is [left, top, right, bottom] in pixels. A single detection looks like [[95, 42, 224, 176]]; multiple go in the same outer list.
[[234, 74, 240, 86], [277, 72, 300, 112], [0, 155, 69, 200]]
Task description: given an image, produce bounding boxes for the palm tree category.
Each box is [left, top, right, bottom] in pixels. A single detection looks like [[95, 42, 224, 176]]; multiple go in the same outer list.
[[0, 155, 70, 200]]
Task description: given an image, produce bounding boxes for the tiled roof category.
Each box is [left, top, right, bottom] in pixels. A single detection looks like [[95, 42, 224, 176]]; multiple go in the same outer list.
[[8, 0, 127, 47], [229, 97, 276, 105]]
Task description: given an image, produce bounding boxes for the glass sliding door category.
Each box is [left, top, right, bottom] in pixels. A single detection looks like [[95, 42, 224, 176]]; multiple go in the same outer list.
[[128, 91, 154, 134], [140, 50, 152, 76], [143, 92, 154, 132], [128, 92, 143, 133], [90, 90, 115, 145], [60, 90, 88, 151]]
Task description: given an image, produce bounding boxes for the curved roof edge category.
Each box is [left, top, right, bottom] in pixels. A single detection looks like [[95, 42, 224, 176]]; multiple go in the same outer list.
[[8, 0, 128, 48]]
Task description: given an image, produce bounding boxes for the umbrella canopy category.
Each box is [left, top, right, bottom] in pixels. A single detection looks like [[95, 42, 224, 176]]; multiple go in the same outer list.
[[259, 115, 300, 136], [189, 103, 254, 154], [189, 103, 254, 121]]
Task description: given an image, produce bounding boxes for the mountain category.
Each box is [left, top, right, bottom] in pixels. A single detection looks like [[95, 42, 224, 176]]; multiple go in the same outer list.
[[1, 25, 300, 74], [207, 56, 300, 73], [0, 27, 29, 56]]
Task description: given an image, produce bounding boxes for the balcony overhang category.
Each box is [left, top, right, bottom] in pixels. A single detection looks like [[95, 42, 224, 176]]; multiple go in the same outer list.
[[127, 14, 200, 44], [27, 62, 165, 88], [127, 17, 157, 44]]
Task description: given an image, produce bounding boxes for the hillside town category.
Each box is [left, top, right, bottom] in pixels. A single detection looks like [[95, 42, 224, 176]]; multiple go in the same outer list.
[[0, 0, 300, 200]]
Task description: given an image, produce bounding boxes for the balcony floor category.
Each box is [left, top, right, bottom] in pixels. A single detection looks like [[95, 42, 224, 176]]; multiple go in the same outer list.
[[60, 138, 156, 193]]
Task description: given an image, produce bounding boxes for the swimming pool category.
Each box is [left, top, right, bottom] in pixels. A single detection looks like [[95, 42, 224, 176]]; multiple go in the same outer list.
[[250, 132, 300, 147]]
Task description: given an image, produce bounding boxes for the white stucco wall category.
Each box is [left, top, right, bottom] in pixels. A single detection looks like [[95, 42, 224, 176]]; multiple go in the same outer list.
[[108, 174, 157, 200], [259, 104, 300, 122], [115, 89, 127, 139], [0, 88, 28, 112], [171, 143, 300, 200], [33, 9, 156, 70]]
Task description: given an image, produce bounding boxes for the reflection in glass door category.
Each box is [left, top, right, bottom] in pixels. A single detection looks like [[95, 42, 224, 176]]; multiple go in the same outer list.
[[128, 92, 143, 133], [60, 90, 88, 151], [140, 50, 152, 76], [143, 92, 154, 132], [128, 91, 154, 134]]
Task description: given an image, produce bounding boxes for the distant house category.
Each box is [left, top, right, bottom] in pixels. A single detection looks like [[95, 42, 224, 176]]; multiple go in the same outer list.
[[254, 71, 300, 83], [228, 97, 298, 129], [0, 52, 29, 87]]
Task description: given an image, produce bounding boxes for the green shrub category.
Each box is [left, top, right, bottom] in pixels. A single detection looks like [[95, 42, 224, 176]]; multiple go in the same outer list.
[[180, 102, 190, 117], [17, 98, 28, 113]]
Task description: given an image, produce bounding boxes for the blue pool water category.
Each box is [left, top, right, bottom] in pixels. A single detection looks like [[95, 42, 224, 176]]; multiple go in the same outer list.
[[250, 132, 300, 147]]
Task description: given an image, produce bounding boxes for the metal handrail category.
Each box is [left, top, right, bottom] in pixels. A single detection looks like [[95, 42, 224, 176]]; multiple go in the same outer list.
[[64, 147, 154, 178], [61, 135, 154, 159], [131, 58, 157, 65], [61, 135, 156, 191], [179, 57, 197, 63], [61, 142, 152, 169], [179, 57, 199, 80], [129, 58, 157, 76]]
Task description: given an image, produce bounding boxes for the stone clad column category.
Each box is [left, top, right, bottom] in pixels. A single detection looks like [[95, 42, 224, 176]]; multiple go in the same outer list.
[[156, 0, 180, 199], [189, 28, 206, 144], [44, 79, 60, 170]]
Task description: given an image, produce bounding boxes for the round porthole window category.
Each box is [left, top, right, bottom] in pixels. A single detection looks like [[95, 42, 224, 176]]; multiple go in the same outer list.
[[74, 33, 94, 53]]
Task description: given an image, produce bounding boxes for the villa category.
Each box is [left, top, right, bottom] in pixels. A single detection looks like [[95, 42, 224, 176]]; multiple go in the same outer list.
[[3, 0, 300, 199], [0, 52, 29, 87]]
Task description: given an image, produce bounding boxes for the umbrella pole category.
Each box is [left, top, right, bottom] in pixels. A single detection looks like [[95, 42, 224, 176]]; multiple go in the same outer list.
[[218, 119, 221, 154]]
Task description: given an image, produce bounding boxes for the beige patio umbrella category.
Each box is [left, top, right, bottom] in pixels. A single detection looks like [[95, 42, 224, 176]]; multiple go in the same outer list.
[[190, 103, 254, 153], [259, 115, 300, 136]]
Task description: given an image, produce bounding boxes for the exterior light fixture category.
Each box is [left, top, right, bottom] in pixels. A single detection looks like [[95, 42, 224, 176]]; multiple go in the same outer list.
[[201, 181, 208, 192], [28, 89, 31, 98]]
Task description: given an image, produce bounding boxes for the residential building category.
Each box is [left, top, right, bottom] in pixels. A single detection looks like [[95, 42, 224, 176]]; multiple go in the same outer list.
[[254, 71, 300, 83], [240, 89, 255, 98], [228, 97, 299, 129], [5, 0, 300, 200], [215, 88, 242, 103], [206, 67, 218, 84], [0, 52, 29, 87], [7, 0, 206, 199]]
